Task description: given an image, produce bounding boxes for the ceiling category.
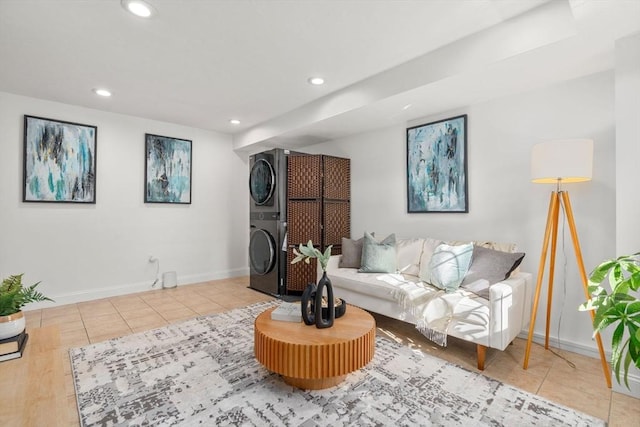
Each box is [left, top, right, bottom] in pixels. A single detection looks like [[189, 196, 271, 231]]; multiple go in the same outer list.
[[1, 0, 639, 153]]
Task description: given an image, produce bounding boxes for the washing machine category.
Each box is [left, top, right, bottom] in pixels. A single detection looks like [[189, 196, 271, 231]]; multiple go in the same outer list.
[[248, 149, 290, 295], [249, 214, 285, 295], [249, 149, 287, 217]]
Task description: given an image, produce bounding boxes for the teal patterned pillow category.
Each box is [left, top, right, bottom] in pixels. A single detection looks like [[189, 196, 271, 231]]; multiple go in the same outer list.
[[359, 232, 397, 273], [426, 243, 473, 292]]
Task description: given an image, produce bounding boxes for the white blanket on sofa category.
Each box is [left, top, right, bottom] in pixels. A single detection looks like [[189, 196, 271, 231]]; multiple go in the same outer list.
[[379, 274, 470, 346]]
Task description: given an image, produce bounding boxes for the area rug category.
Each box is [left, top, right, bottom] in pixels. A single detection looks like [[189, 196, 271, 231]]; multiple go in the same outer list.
[[70, 301, 604, 426]]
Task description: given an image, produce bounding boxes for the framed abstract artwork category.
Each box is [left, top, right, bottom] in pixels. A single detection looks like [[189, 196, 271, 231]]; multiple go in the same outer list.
[[144, 133, 192, 204], [406, 114, 468, 213], [23, 115, 97, 203]]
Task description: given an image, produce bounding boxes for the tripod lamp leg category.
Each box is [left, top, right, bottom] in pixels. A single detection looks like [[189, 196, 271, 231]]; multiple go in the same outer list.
[[524, 192, 559, 369]]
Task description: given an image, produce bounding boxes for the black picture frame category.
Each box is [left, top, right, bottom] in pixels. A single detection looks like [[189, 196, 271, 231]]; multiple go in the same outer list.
[[23, 115, 97, 203], [406, 114, 468, 213], [144, 133, 192, 204]]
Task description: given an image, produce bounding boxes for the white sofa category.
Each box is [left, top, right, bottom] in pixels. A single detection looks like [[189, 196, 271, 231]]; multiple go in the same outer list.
[[320, 237, 533, 370]]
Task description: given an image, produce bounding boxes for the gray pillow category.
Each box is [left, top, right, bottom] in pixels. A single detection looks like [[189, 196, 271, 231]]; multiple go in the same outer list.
[[359, 232, 396, 273], [338, 233, 374, 268], [461, 245, 525, 299]]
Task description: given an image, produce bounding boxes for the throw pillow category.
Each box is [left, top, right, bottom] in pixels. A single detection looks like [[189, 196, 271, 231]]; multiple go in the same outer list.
[[460, 246, 525, 299], [339, 234, 371, 269], [396, 238, 425, 276], [359, 232, 397, 273], [418, 238, 444, 282], [425, 243, 473, 292], [448, 240, 521, 276], [449, 240, 517, 254]]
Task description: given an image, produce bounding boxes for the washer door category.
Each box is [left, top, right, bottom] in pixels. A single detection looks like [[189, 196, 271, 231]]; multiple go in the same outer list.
[[249, 158, 275, 206], [249, 228, 277, 275]]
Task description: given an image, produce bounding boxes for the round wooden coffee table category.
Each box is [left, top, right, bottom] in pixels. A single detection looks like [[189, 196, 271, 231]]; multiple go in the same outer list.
[[254, 304, 376, 390]]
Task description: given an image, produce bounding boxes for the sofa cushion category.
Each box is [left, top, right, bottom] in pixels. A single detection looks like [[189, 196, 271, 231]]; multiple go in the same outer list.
[[359, 232, 396, 273], [339, 233, 374, 269], [423, 242, 473, 292], [396, 238, 425, 276], [460, 246, 525, 298], [327, 269, 406, 302]]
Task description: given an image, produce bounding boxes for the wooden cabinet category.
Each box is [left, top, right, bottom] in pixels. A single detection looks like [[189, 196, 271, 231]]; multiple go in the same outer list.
[[286, 155, 350, 293]]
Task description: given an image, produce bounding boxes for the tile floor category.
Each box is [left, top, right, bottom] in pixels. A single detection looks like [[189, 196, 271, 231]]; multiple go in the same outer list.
[[20, 276, 640, 426]]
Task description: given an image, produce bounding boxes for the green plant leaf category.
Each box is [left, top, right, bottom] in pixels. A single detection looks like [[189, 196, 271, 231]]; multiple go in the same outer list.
[[631, 331, 640, 370], [579, 294, 607, 312], [0, 274, 52, 316], [290, 247, 305, 264], [627, 271, 640, 292], [613, 279, 631, 295], [611, 322, 625, 384], [622, 350, 632, 389], [627, 301, 640, 316], [289, 240, 332, 272], [589, 260, 616, 284], [593, 308, 622, 335], [610, 264, 623, 291]]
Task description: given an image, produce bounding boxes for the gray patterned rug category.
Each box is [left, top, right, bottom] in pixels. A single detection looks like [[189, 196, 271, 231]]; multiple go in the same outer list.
[[70, 301, 604, 426]]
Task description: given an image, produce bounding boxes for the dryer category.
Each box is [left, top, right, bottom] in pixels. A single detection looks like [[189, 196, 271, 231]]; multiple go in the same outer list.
[[249, 214, 285, 295], [249, 149, 287, 217]]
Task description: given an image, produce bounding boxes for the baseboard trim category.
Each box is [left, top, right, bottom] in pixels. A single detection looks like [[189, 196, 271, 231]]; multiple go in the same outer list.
[[24, 267, 250, 310], [612, 372, 640, 399], [519, 330, 640, 398], [517, 330, 603, 359]]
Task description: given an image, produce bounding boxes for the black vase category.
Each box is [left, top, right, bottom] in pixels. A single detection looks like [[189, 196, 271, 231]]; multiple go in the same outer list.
[[301, 283, 317, 325], [314, 272, 334, 329]]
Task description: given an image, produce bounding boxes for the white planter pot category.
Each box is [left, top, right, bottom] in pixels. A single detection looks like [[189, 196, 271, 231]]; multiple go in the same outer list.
[[0, 311, 26, 339]]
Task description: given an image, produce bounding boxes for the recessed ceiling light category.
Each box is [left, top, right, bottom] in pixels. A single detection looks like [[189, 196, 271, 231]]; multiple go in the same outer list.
[[93, 88, 112, 97], [121, 0, 155, 18], [229, 119, 241, 125], [308, 77, 325, 86]]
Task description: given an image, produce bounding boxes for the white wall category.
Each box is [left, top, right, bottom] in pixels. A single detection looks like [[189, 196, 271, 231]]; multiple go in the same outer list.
[[615, 33, 640, 255], [306, 71, 616, 358], [614, 32, 640, 397], [0, 92, 250, 307]]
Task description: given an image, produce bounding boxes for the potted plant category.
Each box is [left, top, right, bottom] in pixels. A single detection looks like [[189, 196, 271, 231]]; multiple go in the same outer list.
[[291, 240, 333, 273], [291, 241, 345, 327], [0, 274, 52, 339], [579, 253, 640, 388]]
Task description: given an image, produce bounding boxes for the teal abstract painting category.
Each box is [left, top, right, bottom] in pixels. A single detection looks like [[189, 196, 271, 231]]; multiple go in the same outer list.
[[406, 115, 468, 213], [145, 134, 192, 204], [23, 115, 97, 203]]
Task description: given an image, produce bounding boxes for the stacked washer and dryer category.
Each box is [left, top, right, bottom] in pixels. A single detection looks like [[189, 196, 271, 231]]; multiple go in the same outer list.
[[248, 149, 288, 295]]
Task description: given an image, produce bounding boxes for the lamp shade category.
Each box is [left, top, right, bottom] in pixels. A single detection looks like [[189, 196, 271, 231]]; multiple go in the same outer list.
[[531, 139, 593, 184]]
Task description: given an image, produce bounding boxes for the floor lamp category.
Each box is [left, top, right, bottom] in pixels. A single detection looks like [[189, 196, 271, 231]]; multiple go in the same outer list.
[[522, 139, 612, 388]]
